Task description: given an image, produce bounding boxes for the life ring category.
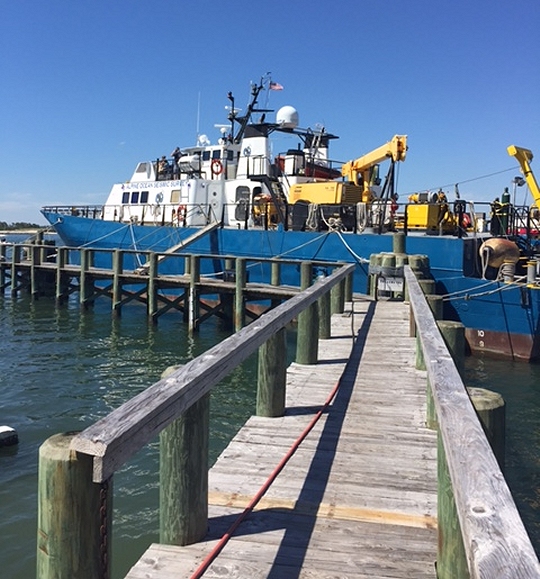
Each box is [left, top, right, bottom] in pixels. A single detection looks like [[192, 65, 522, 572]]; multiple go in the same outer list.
[[176, 205, 187, 223], [211, 159, 223, 175]]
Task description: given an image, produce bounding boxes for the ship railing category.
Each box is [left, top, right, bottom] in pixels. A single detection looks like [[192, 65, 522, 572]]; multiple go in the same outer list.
[[35, 261, 355, 578], [42, 205, 104, 219], [405, 266, 540, 577]]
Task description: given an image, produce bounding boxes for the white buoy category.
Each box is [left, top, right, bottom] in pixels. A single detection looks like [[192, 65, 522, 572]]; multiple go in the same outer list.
[[0, 426, 19, 447]]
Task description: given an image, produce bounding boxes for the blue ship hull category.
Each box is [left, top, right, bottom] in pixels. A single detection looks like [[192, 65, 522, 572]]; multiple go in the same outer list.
[[43, 211, 540, 361]]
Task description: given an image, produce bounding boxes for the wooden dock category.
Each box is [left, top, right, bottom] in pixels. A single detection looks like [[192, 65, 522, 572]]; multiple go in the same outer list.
[[126, 298, 438, 578]]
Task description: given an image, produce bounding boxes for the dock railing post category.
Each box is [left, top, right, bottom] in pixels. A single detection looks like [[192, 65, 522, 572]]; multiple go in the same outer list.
[[159, 365, 209, 545], [37, 433, 111, 579], [257, 327, 287, 417], [271, 260, 281, 309], [296, 261, 319, 364]]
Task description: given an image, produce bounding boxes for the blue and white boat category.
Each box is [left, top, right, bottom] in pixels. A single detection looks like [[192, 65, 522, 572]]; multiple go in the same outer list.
[[41, 76, 540, 361]]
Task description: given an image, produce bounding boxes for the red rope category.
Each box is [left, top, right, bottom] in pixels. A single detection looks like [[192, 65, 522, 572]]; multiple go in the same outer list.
[[189, 378, 342, 579]]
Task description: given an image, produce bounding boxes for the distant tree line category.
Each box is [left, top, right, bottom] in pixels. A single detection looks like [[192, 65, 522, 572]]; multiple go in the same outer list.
[[0, 221, 42, 230]]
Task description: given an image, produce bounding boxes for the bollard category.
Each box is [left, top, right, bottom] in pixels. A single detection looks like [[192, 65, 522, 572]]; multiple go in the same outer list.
[[37, 433, 111, 579], [159, 365, 209, 545]]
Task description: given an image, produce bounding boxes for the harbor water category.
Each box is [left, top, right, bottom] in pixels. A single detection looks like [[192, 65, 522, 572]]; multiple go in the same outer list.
[[1, 233, 540, 577]]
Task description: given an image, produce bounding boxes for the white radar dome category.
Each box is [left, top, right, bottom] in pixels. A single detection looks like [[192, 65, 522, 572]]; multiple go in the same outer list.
[[276, 106, 299, 129]]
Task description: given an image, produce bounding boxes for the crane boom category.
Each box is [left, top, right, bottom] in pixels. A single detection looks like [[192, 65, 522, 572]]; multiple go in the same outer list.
[[507, 145, 540, 210], [341, 135, 407, 197]]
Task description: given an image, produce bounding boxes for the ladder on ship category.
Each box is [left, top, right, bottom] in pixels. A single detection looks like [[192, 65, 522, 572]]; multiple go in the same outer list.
[[135, 220, 220, 274]]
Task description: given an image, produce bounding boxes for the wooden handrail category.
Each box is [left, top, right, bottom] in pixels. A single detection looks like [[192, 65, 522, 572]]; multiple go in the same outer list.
[[71, 263, 355, 482], [404, 266, 540, 578]]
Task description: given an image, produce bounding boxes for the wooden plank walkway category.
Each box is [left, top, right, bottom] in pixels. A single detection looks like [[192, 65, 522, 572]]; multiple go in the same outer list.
[[126, 298, 438, 578]]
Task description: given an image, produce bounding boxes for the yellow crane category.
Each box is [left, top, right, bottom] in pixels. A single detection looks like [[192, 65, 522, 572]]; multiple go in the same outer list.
[[341, 135, 408, 202], [507, 145, 540, 210]]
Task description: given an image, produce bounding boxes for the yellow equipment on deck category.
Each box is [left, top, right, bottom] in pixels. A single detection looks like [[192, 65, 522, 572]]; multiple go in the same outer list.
[[288, 135, 408, 206], [288, 182, 363, 205]]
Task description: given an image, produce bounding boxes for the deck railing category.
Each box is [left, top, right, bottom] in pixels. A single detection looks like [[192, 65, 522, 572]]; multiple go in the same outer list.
[[405, 266, 540, 578], [36, 261, 354, 579]]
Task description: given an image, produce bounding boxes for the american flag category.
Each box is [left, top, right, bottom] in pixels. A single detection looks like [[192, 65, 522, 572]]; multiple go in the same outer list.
[[269, 81, 283, 91]]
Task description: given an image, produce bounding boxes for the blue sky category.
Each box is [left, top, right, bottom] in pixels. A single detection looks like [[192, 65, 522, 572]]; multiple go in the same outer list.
[[1, 0, 539, 224]]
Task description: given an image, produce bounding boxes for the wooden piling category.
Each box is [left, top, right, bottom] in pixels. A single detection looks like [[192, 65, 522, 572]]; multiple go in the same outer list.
[[467, 387, 506, 471], [37, 433, 111, 579], [437, 433, 469, 579], [393, 232, 406, 254], [318, 286, 331, 339], [331, 266, 345, 314], [112, 249, 123, 317], [257, 327, 287, 417], [147, 252, 158, 321], [80, 249, 94, 308], [159, 365, 209, 546], [11, 245, 21, 296], [296, 262, 319, 364], [270, 260, 281, 309], [188, 255, 200, 333], [30, 244, 42, 299], [0, 244, 6, 290], [427, 321, 464, 429], [55, 247, 69, 305], [235, 257, 246, 331]]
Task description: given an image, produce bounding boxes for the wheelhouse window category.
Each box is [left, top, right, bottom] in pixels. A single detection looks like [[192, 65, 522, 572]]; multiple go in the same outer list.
[[202, 151, 211, 161], [227, 150, 234, 161], [135, 163, 148, 173], [212, 150, 221, 160], [122, 191, 130, 204], [131, 191, 140, 204], [140, 191, 149, 204]]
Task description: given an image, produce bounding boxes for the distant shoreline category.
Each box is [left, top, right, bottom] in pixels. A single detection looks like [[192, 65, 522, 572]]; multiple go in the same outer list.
[[0, 229, 48, 235]]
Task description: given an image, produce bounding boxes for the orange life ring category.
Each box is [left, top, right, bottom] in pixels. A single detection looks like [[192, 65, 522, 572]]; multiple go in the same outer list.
[[176, 205, 187, 223], [211, 159, 223, 175]]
